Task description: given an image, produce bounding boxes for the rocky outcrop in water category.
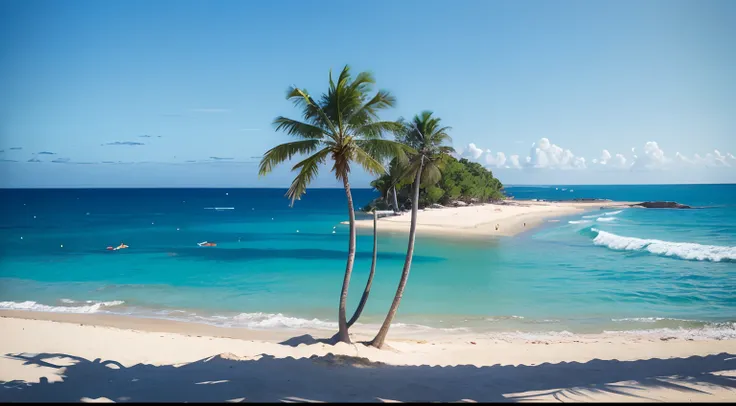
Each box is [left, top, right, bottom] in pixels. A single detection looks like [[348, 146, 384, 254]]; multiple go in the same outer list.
[[632, 201, 692, 209]]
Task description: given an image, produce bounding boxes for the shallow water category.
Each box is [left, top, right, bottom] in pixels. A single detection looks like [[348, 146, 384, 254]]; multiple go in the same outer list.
[[0, 185, 734, 339]]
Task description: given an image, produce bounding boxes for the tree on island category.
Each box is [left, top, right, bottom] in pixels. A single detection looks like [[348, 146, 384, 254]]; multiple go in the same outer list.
[[258, 65, 406, 344]]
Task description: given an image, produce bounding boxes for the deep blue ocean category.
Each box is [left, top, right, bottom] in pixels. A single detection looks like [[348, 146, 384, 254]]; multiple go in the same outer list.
[[0, 185, 734, 339]]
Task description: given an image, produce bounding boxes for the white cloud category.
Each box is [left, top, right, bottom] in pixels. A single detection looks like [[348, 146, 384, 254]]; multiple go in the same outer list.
[[508, 155, 521, 168], [713, 150, 730, 167], [675, 152, 694, 164], [592, 149, 629, 169], [483, 150, 507, 168], [460, 143, 484, 160], [613, 154, 628, 168], [631, 141, 667, 170], [527, 137, 585, 169], [673, 149, 734, 168], [456, 139, 732, 176]]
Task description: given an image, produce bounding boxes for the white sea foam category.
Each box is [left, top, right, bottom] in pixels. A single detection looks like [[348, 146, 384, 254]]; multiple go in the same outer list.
[[568, 220, 591, 224], [228, 312, 337, 329], [486, 315, 526, 322], [596, 217, 617, 222], [203, 207, 235, 211], [0, 300, 125, 314], [583, 210, 621, 219], [604, 322, 736, 341], [392, 322, 470, 333], [612, 317, 696, 323], [591, 228, 736, 262]]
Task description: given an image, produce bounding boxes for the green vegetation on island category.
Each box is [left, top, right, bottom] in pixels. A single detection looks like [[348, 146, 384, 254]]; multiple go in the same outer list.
[[365, 154, 505, 212]]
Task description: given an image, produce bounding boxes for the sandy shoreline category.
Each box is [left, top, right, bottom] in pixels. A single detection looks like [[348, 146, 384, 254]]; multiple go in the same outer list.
[[1, 312, 735, 402], [347, 200, 637, 238]]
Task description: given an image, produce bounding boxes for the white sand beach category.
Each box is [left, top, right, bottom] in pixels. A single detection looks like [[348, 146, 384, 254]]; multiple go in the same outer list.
[[348, 200, 637, 237], [1, 312, 735, 402]]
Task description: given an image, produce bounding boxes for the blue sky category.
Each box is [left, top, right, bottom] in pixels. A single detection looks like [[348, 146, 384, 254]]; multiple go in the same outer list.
[[1, 0, 734, 187]]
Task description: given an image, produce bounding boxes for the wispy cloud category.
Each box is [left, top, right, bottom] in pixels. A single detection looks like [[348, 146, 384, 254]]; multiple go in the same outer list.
[[191, 108, 231, 113], [9, 147, 22, 150], [249, 156, 263, 159], [104, 141, 145, 146], [0, 159, 19, 162], [209, 156, 234, 161], [27, 158, 42, 163], [51, 158, 70, 163], [37, 151, 56, 155], [139, 135, 152, 138]]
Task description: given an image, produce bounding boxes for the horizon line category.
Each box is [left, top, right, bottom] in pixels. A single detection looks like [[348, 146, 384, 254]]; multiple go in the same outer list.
[[1, 182, 734, 190]]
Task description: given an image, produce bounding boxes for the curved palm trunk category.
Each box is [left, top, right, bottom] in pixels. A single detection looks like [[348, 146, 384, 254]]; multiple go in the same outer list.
[[336, 176, 357, 344], [370, 160, 423, 349], [391, 185, 400, 213], [346, 209, 378, 328]]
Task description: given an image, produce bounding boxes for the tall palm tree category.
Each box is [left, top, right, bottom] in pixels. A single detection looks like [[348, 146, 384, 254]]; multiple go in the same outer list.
[[370, 111, 454, 349], [259, 65, 405, 344]]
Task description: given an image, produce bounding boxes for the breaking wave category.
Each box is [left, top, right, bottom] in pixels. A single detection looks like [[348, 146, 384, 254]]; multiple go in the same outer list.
[[604, 322, 736, 341], [0, 300, 125, 314], [591, 228, 736, 262], [583, 209, 622, 219], [596, 217, 617, 222]]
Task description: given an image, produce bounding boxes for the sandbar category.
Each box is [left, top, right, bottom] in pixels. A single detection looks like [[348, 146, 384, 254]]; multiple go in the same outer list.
[[347, 200, 637, 238]]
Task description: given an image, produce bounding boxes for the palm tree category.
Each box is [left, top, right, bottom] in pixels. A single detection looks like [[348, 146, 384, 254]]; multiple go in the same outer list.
[[259, 65, 405, 344], [369, 177, 391, 202], [369, 158, 407, 212], [385, 158, 406, 212], [370, 111, 454, 349]]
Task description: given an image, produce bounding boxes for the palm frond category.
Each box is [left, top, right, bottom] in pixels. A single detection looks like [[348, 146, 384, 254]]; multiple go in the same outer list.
[[286, 147, 331, 206], [347, 90, 397, 127], [353, 146, 386, 176], [355, 139, 413, 165], [397, 157, 424, 184], [354, 120, 404, 140], [273, 116, 326, 139], [420, 160, 442, 187], [287, 87, 340, 137], [258, 140, 321, 176], [438, 145, 456, 155]]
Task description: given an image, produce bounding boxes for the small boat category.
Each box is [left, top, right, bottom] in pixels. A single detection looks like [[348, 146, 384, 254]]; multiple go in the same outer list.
[[197, 241, 217, 247]]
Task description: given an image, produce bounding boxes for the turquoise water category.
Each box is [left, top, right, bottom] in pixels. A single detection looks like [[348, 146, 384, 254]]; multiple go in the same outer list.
[[0, 186, 734, 338]]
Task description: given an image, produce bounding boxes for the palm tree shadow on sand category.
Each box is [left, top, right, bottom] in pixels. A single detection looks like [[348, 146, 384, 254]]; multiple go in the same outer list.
[[1, 350, 734, 402]]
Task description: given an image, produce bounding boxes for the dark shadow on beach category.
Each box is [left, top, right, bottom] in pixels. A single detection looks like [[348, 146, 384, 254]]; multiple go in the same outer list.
[[1, 350, 734, 402]]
